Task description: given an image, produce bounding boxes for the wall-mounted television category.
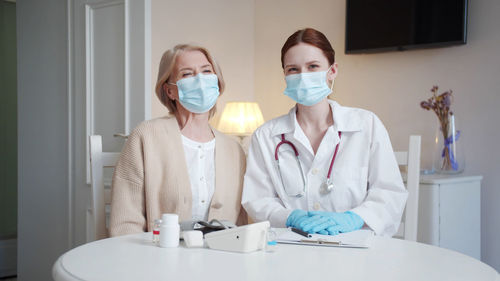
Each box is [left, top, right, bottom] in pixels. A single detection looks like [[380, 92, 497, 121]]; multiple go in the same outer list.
[[345, 0, 468, 54]]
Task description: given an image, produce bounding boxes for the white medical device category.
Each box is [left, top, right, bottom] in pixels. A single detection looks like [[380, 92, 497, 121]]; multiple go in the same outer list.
[[183, 230, 204, 248], [204, 221, 270, 253]]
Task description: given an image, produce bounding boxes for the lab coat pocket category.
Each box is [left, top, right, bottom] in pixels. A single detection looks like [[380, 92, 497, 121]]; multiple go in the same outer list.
[[328, 167, 367, 212]]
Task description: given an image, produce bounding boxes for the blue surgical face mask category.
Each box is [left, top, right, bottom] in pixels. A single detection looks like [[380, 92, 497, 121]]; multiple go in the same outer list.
[[283, 69, 334, 106], [174, 73, 220, 114]]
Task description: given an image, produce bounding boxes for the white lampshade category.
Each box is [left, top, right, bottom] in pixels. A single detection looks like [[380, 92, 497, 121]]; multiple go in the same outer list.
[[217, 102, 265, 136]]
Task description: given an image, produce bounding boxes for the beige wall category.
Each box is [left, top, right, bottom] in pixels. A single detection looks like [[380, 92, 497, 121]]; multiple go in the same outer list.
[[151, 0, 255, 125], [255, 0, 500, 270], [152, 0, 500, 270], [254, 0, 344, 122]]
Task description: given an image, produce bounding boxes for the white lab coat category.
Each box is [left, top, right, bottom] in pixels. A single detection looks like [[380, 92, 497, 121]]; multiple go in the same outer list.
[[241, 100, 407, 236]]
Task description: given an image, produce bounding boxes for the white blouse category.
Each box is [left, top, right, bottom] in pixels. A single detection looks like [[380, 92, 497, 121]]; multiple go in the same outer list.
[[181, 135, 216, 222]]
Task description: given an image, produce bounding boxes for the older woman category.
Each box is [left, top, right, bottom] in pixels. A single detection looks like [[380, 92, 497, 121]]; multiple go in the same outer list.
[[110, 44, 247, 236]]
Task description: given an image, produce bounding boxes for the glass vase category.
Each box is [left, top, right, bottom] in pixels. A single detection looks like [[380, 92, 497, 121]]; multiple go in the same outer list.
[[433, 114, 465, 174]]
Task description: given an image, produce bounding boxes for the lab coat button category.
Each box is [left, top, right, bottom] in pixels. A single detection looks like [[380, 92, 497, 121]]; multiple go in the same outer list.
[[201, 200, 206, 203], [200, 154, 204, 159], [313, 202, 321, 210], [312, 168, 318, 175]]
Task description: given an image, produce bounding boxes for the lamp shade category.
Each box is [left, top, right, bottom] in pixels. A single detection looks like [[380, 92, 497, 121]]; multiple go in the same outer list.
[[217, 102, 264, 136]]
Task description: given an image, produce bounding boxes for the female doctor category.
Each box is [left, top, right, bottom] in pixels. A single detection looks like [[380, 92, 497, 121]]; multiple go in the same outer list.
[[242, 28, 407, 236]]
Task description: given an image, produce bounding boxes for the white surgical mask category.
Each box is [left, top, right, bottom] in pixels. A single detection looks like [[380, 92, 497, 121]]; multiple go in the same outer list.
[[283, 68, 334, 106], [174, 73, 220, 113]]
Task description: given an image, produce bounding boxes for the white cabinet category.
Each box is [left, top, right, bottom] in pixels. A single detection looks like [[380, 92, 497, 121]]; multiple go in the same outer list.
[[417, 174, 482, 260]]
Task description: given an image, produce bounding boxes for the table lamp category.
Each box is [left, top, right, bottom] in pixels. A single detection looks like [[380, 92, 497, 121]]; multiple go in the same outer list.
[[217, 102, 264, 151]]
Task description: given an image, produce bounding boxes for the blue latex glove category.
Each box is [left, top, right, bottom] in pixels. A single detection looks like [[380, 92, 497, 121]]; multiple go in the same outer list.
[[307, 211, 364, 235], [299, 215, 338, 233], [317, 229, 329, 235], [285, 209, 309, 228]]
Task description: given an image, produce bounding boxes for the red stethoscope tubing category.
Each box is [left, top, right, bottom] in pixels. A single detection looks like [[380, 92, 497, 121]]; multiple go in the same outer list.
[[327, 131, 342, 181], [274, 131, 342, 181], [274, 135, 299, 160]]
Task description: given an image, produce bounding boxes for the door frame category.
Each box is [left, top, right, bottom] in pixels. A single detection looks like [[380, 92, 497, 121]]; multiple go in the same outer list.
[[67, 0, 151, 247]]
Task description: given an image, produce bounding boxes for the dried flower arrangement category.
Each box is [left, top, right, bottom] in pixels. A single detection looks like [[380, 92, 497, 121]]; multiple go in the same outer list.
[[420, 86, 460, 171]]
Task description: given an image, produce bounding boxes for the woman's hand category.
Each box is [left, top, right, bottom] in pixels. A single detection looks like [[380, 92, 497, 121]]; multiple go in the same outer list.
[[287, 210, 364, 235], [304, 211, 364, 235], [285, 209, 309, 228]]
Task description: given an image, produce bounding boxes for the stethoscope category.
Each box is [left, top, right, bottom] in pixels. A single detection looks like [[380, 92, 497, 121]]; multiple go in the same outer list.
[[274, 131, 342, 197]]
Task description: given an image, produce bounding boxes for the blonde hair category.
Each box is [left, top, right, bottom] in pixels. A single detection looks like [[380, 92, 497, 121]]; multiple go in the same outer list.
[[155, 44, 225, 118]]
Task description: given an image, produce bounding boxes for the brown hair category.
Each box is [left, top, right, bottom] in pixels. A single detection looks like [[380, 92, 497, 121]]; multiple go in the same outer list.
[[281, 28, 335, 68], [155, 44, 225, 118]]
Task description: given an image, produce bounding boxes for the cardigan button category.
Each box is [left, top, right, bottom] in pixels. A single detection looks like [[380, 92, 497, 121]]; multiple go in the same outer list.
[[211, 203, 223, 209]]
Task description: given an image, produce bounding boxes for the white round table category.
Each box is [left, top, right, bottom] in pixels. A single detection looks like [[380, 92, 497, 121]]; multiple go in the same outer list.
[[53, 232, 498, 281]]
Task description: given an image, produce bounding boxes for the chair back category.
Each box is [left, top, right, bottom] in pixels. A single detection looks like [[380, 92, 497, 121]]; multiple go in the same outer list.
[[394, 135, 421, 241], [88, 135, 120, 242]]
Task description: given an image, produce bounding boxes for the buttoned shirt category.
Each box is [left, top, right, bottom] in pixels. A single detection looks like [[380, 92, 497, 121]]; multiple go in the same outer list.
[[241, 100, 407, 236], [181, 135, 216, 221]]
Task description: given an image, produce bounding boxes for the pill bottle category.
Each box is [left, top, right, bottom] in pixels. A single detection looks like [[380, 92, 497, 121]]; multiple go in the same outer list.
[[159, 213, 180, 248], [152, 219, 162, 244]]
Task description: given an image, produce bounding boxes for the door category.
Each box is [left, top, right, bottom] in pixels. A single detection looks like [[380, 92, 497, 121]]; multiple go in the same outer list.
[[70, 0, 151, 246], [0, 0, 17, 277]]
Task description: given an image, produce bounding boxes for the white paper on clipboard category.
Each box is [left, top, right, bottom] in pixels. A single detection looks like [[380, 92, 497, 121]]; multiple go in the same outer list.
[[276, 229, 374, 248]]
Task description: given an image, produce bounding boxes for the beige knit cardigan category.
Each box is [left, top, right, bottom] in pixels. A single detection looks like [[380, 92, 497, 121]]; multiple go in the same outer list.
[[109, 116, 247, 237]]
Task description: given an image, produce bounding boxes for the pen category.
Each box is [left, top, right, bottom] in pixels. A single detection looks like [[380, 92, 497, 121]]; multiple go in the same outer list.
[[291, 227, 311, 238]]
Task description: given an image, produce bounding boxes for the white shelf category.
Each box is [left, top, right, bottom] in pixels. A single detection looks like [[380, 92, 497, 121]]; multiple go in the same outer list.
[[419, 173, 483, 185]]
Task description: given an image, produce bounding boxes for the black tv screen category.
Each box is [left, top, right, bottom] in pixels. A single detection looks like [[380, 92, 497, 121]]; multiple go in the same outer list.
[[345, 0, 468, 53]]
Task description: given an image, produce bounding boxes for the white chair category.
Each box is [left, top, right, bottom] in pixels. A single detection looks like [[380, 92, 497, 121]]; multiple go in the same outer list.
[[394, 135, 421, 241], [88, 135, 121, 242]]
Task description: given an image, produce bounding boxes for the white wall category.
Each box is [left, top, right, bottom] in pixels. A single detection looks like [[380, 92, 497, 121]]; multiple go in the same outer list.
[[254, 0, 500, 271], [151, 0, 255, 125], [150, 0, 500, 271]]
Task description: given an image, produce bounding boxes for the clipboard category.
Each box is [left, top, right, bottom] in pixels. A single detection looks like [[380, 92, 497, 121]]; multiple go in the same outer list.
[[275, 229, 374, 248]]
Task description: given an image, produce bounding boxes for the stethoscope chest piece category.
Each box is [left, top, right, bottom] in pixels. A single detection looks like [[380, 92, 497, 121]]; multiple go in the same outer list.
[[319, 179, 334, 195], [275, 131, 342, 197]]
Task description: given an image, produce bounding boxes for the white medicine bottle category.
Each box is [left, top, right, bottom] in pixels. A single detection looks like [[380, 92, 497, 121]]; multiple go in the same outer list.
[[159, 213, 180, 248]]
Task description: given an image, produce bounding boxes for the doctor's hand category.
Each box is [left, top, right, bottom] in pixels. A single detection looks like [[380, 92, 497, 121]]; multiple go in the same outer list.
[[299, 214, 338, 234], [306, 211, 364, 235], [285, 209, 309, 229], [287, 210, 330, 234]]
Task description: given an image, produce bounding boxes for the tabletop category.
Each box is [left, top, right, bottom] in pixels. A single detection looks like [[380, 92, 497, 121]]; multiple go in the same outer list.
[[53, 232, 499, 281]]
